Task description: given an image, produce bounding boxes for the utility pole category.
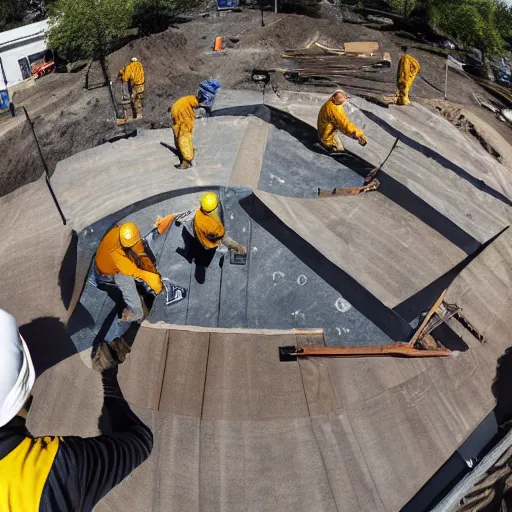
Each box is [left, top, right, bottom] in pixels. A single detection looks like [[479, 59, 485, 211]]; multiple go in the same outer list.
[[275, 0, 278, 13]]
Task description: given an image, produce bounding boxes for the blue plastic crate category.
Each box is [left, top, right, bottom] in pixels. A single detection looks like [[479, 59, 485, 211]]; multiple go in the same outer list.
[[0, 90, 9, 112], [216, 0, 239, 9]]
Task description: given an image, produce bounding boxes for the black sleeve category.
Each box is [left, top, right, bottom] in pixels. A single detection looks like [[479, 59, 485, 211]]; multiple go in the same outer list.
[[40, 369, 153, 512]]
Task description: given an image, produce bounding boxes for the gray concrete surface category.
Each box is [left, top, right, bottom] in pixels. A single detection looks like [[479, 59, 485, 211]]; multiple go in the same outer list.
[[1, 88, 510, 512]]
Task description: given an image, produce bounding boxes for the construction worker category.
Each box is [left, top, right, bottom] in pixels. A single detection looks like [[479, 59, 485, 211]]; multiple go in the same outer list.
[[395, 46, 420, 106], [156, 192, 247, 255], [317, 90, 367, 152], [94, 221, 163, 344], [169, 93, 203, 170], [118, 57, 145, 119], [0, 307, 154, 511]]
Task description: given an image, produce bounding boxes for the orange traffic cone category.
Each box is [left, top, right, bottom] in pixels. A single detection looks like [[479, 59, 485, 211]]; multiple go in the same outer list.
[[214, 36, 223, 51]]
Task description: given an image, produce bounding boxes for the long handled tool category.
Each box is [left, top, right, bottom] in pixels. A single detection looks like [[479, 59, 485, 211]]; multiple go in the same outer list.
[[363, 136, 399, 184]]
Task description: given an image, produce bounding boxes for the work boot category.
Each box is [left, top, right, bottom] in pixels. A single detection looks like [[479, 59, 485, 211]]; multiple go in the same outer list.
[[91, 337, 131, 372], [175, 161, 191, 170]]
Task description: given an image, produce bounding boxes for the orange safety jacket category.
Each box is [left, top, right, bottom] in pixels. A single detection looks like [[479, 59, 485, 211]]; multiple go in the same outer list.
[[119, 61, 145, 86], [95, 226, 160, 293]]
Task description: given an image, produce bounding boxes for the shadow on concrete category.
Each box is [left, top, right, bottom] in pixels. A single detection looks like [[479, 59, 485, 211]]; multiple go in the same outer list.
[[159, 141, 179, 157], [176, 228, 216, 284], [20, 317, 78, 377], [359, 108, 512, 208], [214, 104, 480, 254], [492, 346, 512, 432], [394, 226, 508, 322], [240, 193, 412, 341], [59, 230, 78, 310]]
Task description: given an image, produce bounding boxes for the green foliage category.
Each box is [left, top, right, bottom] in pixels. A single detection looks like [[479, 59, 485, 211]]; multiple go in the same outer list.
[[0, 0, 31, 30], [429, 0, 504, 54], [389, 0, 417, 17], [133, 0, 202, 35], [494, 0, 512, 41], [47, 0, 135, 61]]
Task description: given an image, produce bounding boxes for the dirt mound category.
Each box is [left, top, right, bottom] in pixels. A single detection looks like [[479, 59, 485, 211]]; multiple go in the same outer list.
[[2, 8, 511, 196]]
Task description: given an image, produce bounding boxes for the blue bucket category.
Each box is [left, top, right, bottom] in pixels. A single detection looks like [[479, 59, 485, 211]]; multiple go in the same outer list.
[[198, 78, 221, 109], [216, 0, 239, 8]]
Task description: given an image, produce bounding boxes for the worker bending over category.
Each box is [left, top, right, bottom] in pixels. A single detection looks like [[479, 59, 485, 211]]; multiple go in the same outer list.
[[0, 308, 153, 511], [94, 221, 162, 344], [396, 47, 420, 106], [169, 93, 203, 169], [118, 57, 145, 119], [318, 90, 367, 152], [155, 192, 246, 282]]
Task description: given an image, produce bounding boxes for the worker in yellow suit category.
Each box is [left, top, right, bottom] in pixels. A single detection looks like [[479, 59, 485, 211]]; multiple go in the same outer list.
[[155, 192, 246, 283], [119, 57, 145, 119], [95, 222, 162, 343], [169, 94, 203, 169], [396, 47, 420, 106], [317, 90, 367, 152]]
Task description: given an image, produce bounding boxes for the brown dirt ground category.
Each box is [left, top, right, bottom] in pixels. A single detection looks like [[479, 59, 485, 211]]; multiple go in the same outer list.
[[1, 8, 511, 196]]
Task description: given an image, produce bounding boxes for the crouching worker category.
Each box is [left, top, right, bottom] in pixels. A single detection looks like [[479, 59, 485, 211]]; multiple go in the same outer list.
[[155, 192, 246, 283], [94, 221, 162, 346], [0, 308, 154, 512], [169, 93, 202, 170], [318, 89, 367, 152]]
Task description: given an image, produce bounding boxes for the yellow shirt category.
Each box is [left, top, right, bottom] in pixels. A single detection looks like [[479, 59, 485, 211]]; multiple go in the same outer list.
[[171, 95, 199, 137], [193, 209, 225, 249], [397, 54, 420, 87], [317, 99, 364, 145], [95, 226, 161, 293], [120, 61, 145, 86]]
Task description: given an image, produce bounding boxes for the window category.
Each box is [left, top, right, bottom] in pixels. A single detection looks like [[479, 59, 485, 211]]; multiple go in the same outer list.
[[18, 57, 31, 80]]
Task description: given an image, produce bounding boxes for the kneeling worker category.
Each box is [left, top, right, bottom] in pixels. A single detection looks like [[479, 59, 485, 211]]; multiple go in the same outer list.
[[318, 89, 367, 152], [156, 192, 247, 255], [118, 57, 145, 120], [0, 308, 153, 511], [95, 222, 162, 343]]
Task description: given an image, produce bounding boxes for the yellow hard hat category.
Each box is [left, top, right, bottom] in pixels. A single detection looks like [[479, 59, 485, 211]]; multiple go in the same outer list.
[[119, 222, 141, 248], [200, 192, 219, 214]]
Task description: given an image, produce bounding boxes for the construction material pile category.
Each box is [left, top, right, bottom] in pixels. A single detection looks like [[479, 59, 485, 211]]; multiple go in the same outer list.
[[280, 41, 392, 83]]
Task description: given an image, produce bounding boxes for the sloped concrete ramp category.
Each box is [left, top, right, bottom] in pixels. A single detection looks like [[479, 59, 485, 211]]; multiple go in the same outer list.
[[1, 89, 510, 511]]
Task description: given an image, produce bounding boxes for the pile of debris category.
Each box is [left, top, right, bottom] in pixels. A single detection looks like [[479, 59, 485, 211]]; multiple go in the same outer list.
[[278, 40, 392, 83]]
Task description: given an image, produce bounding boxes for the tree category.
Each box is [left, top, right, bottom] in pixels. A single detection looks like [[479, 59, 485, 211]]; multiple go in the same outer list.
[[132, 0, 202, 36], [429, 0, 504, 55], [47, 0, 135, 61], [0, 0, 31, 30]]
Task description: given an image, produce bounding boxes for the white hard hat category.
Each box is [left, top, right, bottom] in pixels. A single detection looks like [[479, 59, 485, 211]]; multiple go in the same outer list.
[[131, 57, 138, 62], [0, 308, 35, 427]]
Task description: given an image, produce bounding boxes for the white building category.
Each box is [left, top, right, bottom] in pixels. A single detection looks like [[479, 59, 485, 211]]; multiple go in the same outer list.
[[0, 20, 50, 91]]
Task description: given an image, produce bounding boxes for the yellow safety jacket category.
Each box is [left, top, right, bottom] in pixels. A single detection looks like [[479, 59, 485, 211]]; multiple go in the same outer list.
[[193, 209, 226, 249], [317, 99, 365, 147], [95, 226, 161, 293], [171, 95, 199, 137], [396, 54, 420, 105], [119, 61, 145, 86], [0, 374, 152, 512]]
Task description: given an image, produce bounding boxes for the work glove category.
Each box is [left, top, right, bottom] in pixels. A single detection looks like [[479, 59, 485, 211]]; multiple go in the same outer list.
[[145, 272, 163, 295], [358, 134, 368, 147]]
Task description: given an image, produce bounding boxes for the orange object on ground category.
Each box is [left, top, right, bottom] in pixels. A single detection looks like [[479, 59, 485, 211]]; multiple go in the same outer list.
[[155, 214, 177, 235], [214, 37, 223, 51]]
